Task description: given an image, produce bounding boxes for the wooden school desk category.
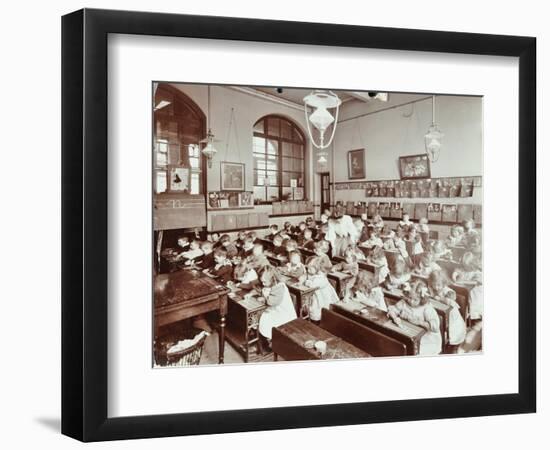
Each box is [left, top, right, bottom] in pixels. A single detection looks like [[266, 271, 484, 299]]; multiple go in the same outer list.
[[154, 269, 229, 363], [383, 288, 452, 347], [225, 289, 267, 363], [332, 301, 425, 355], [327, 270, 355, 298], [272, 317, 370, 361], [278, 273, 319, 319]]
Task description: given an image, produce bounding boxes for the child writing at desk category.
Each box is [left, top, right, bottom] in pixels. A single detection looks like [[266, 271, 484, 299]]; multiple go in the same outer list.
[[350, 270, 387, 311], [284, 250, 306, 281], [177, 239, 204, 264], [388, 279, 442, 355], [271, 234, 286, 257], [230, 260, 259, 291], [304, 256, 340, 322], [446, 224, 465, 247], [428, 270, 466, 352], [257, 266, 297, 351], [452, 252, 483, 321], [199, 241, 215, 270], [204, 248, 233, 284], [385, 255, 411, 292], [399, 212, 414, 230], [372, 214, 384, 233], [406, 226, 424, 265], [301, 228, 316, 251], [413, 252, 442, 278], [367, 246, 390, 285], [313, 240, 333, 274]]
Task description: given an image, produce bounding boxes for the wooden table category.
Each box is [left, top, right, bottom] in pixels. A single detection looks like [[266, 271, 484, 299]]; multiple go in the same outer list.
[[154, 269, 229, 363], [278, 274, 318, 319], [327, 270, 354, 298], [272, 318, 370, 361], [225, 289, 267, 363], [332, 301, 425, 355]]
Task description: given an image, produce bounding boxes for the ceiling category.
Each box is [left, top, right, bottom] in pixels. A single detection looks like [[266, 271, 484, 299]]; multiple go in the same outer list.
[[249, 86, 429, 116]]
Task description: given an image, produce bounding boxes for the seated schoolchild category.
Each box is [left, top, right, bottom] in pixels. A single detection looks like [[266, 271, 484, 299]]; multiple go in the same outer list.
[[266, 224, 279, 240], [284, 239, 299, 260], [452, 252, 483, 321], [430, 240, 452, 260], [347, 243, 366, 261], [304, 256, 339, 322], [313, 240, 333, 273], [208, 232, 220, 248], [257, 266, 297, 351], [462, 219, 479, 243], [366, 246, 390, 285], [349, 270, 387, 311], [388, 279, 442, 355], [383, 230, 397, 251], [333, 248, 359, 277], [178, 239, 204, 263], [205, 248, 233, 284], [301, 228, 316, 251], [199, 241, 215, 270], [316, 223, 329, 242], [385, 255, 411, 292], [360, 228, 383, 249], [175, 235, 190, 254], [295, 221, 307, 236], [399, 213, 414, 230], [428, 270, 466, 352], [372, 214, 384, 232], [354, 218, 369, 244], [305, 217, 317, 238], [413, 252, 442, 277], [219, 234, 238, 259], [248, 242, 270, 271], [283, 221, 293, 234], [231, 260, 259, 291], [418, 217, 430, 234], [234, 230, 247, 248], [271, 234, 286, 256], [239, 235, 255, 259], [446, 224, 465, 247], [248, 230, 259, 244], [393, 228, 410, 261], [284, 250, 306, 281]]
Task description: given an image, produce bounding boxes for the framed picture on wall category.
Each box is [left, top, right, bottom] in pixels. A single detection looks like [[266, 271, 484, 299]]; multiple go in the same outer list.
[[220, 161, 245, 191], [399, 154, 431, 180], [62, 8, 535, 443], [347, 148, 365, 179]]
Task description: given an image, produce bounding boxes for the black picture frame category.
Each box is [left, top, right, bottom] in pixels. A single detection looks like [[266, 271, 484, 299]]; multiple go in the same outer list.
[[399, 153, 432, 180], [62, 8, 536, 442], [348, 148, 366, 179], [220, 161, 246, 191]]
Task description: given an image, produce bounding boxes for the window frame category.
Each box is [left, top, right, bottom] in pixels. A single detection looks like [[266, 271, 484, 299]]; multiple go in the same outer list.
[[253, 115, 306, 203]]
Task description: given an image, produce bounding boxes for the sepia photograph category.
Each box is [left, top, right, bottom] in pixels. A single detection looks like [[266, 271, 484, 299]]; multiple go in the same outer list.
[[152, 82, 483, 367]]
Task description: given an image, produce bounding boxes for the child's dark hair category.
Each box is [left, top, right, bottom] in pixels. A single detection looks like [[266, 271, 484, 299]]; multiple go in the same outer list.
[[213, 247, 227, 258]]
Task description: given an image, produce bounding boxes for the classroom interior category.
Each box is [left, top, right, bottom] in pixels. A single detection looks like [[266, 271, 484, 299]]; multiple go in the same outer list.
[[153, 83, 483, 367]]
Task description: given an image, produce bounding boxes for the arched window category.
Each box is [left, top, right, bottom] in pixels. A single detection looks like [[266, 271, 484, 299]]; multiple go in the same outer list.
[[153, 84, 206, 195], [253, 115, 305, 202]]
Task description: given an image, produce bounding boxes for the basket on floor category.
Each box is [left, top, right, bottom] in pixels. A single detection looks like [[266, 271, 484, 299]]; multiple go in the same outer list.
[[165, 332, 209, 367]]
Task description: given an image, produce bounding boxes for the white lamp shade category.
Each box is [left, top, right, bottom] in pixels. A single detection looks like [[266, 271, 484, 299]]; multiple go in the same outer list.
[[309, 107, 335, 133], [202, 143, 217, 159]]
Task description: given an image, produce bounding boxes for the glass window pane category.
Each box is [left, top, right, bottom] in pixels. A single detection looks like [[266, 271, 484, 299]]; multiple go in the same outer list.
[[280, 120, 292, 139], [253, 119, 264, 134], [282, 141, 293, 157], [282, 172, 291, 187], [297, 175, 304, 187], [190, 173, 200, 194], [253, 136, 265, 153], [292, 126, 303, 142], [265, 157, 278, 172], [267, 187, 280, 201], [267, 139, 278, 155], [253, 186, 266, 202], [189, 157, 200, 169], [293, 158, 304, 172], [156, 171, 167, 194], [254, 170, 267, 186], [254, 153, 266, 170], [267, 117, 280, 136], [282, 157, 293, 171], [266, 170, 279, 186], [293, 143, 303, 158], [156, 151, 167, 167]]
